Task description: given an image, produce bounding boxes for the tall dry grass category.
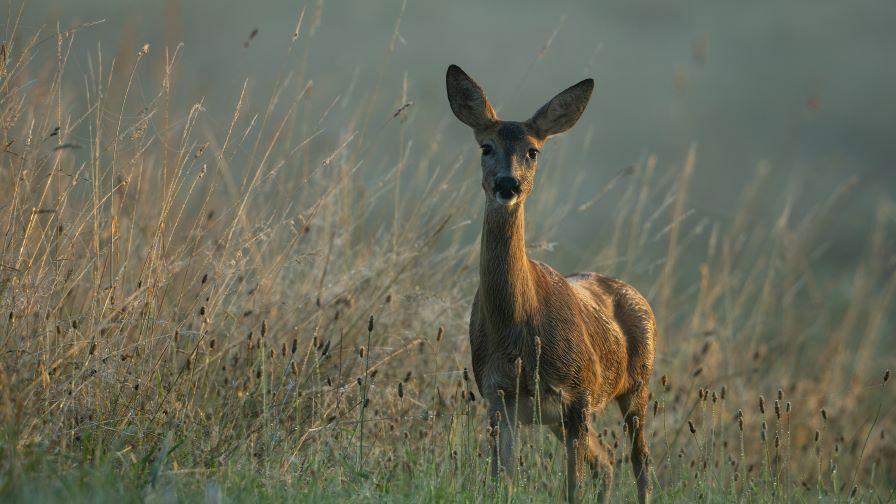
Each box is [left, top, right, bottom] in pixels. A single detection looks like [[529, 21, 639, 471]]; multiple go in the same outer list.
[[1, 6, 893, 502]]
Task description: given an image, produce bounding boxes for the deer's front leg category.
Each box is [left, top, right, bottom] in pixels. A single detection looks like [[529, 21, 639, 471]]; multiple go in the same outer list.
[[489, 405, 517, 481], [563, 398, 590, 504]]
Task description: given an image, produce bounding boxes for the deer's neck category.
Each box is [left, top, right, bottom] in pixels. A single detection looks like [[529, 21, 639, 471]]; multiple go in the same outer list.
[[479, 202, 539, 327]]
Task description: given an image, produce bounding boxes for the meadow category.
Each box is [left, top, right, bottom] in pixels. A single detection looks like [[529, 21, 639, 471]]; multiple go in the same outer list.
[[1, 3, 894, 502]]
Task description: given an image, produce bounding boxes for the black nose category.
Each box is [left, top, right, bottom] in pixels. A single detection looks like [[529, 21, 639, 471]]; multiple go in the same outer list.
[[494, 176, 521, 198]]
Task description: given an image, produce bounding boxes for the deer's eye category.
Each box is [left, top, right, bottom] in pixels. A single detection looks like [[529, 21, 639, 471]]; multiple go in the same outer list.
[[527, 148, 539, 160], [480, 144, 493, 156]]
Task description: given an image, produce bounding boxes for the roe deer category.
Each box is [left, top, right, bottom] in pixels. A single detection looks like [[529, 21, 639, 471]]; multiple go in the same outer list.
[[446, 64, 656, 504]]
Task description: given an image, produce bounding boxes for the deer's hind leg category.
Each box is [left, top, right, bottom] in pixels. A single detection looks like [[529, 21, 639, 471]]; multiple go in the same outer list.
[[617, 387, 652, 504]]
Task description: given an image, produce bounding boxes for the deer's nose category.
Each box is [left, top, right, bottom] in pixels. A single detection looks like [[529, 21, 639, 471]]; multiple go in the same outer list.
[[494, 176, 521, 198]]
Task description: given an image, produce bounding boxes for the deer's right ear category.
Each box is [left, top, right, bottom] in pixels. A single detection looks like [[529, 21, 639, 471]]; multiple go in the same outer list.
[[446, 65, 497, 130]]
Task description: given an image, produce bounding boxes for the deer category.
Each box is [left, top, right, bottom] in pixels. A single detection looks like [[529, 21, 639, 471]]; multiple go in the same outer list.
[[446, 64, 657, 504]]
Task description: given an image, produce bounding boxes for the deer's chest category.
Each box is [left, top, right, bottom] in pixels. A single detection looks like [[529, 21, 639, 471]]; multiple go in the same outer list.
[[472, 322, 550, 389], [472, 342, 569, 425]]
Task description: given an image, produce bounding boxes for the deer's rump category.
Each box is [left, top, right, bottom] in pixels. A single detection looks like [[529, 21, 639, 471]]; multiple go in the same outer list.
[[563, 271, 657, 400]]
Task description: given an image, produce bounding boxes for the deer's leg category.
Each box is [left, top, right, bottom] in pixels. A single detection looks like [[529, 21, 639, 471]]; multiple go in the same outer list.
[[551, 420, 613, 504], [618, 388, 652, 504], [587, 428, 614, 503], [557, 397, 591, 504], [489, 405, 517, 481]]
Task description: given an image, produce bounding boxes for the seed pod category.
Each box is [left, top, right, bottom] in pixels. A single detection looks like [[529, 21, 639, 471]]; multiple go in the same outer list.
[[884, 369, 890, 384], [368, 315, 375, 333], [688, 421, 696, 434], [463, 368, 470, 382], [759, 395, 765, 414], [397, 382, 404, 399], [821, 408, 827, 421]]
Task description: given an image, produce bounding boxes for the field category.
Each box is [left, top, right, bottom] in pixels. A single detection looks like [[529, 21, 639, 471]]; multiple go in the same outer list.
[[1, 2, 894, 502]]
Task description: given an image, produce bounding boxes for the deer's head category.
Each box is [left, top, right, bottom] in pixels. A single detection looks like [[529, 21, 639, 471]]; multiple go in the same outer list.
[[446, 64, 593, 207]]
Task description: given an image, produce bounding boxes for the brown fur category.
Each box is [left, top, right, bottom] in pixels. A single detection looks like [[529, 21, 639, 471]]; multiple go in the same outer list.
[[447, 64, 656, 504]]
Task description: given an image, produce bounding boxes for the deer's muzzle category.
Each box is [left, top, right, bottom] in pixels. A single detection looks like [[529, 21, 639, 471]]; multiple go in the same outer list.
[[494, 176, 521, 205]]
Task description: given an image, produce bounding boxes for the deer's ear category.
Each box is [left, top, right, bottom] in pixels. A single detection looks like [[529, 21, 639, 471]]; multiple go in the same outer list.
[[446, 65, 498, 130], [527, 78, 594, 139]]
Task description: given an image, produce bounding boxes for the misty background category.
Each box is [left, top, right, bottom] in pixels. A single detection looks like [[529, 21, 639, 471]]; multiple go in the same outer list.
[[17, 0, 896, 277]]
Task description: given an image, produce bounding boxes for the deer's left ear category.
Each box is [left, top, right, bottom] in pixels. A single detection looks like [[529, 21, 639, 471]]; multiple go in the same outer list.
[[527, 78, 594, 139]]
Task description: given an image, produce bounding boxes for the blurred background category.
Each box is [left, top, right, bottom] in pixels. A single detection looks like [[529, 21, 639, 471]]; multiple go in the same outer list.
[[21, 0, 896, 274]]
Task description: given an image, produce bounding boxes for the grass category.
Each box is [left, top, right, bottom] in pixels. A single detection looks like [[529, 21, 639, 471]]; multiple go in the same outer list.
[[1, 4, 894, 503]]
